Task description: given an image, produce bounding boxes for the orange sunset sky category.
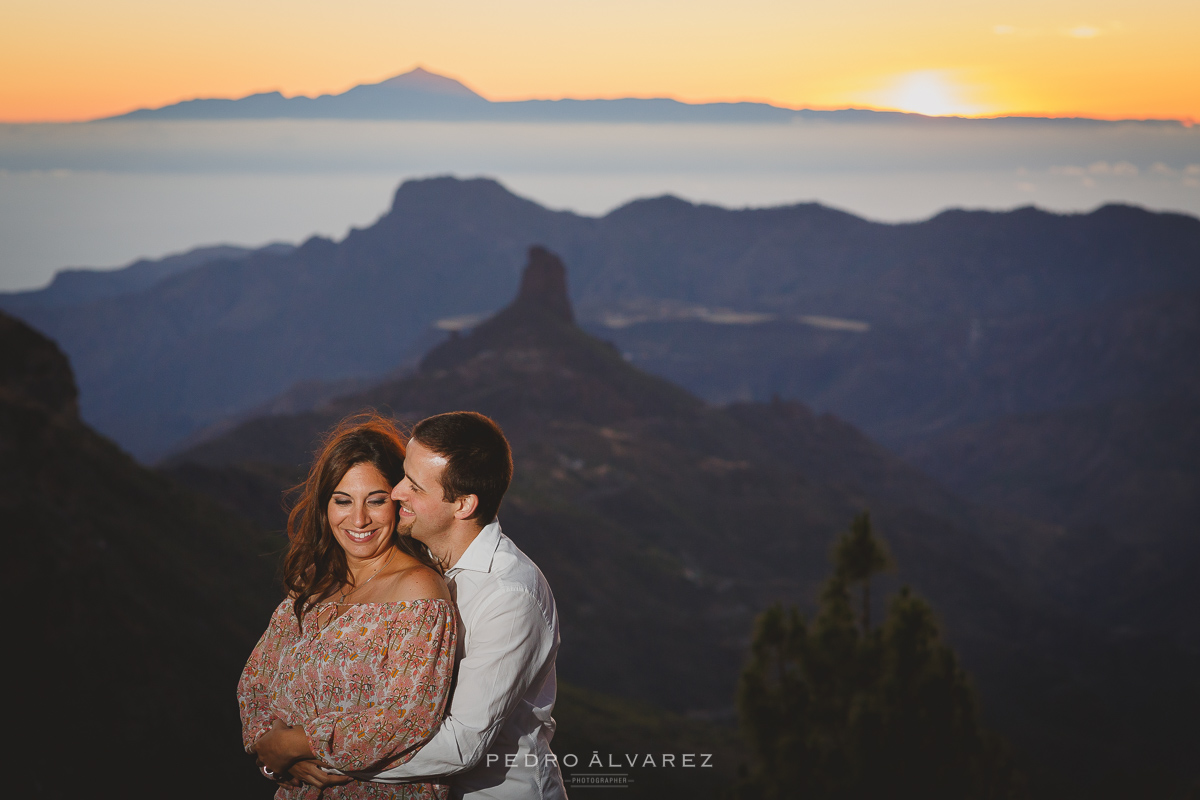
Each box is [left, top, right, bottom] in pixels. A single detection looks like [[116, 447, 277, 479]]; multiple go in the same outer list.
[[3, 0, 1198, 123]]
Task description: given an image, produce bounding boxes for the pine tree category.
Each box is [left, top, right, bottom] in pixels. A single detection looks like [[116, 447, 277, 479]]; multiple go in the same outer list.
[[832, 511, 891, 633], [737, 511, 1024, 800], [738, 604, 814, 799]]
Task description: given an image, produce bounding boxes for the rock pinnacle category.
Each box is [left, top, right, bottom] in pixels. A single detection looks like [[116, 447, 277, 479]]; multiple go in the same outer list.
[[515, 246, 574, 324]]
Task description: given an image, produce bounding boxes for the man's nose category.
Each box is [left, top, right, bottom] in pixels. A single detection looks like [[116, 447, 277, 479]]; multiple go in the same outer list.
[[390, 480, 406, 501]]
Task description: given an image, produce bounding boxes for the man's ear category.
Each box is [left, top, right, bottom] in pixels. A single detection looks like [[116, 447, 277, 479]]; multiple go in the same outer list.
[[453, 494, 480, 521]]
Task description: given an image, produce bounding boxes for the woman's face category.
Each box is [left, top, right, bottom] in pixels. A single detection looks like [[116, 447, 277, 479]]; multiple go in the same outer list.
[[327, 462, 397, 561]]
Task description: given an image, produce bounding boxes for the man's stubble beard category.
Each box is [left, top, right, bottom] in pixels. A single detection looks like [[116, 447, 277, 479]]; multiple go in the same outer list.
[[397, 516, 440, 555], [397, 515, 457, 566], [396, 517, 417, 539]]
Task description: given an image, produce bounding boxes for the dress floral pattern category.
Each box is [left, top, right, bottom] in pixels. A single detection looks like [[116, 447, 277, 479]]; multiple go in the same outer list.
[[238, 598, 457, 799]]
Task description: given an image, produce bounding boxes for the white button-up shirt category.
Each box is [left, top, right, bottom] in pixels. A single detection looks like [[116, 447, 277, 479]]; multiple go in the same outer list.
[[366, 519, 567, 799]]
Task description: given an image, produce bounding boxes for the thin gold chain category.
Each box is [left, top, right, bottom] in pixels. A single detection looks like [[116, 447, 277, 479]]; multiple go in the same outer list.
[[338, 547, 396, 604]]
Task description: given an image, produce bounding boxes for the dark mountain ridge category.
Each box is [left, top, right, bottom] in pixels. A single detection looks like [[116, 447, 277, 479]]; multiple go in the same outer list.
[[0, 312, 78, 418]]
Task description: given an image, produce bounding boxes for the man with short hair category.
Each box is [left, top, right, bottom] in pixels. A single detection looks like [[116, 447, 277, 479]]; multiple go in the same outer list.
[[373, 411, 567, 799]]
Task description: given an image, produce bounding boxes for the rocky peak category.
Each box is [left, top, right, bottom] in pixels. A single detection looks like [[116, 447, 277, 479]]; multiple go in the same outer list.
[[513, 245, 574, 324]]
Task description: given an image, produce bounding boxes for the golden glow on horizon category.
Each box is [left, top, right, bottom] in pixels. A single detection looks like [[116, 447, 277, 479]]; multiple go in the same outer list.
[[860, 71, 992, 117], [1, 0, 1198, 122]]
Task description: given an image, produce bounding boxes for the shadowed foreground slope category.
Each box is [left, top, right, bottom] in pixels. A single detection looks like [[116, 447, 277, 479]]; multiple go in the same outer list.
[[1, 311, 281, 799]]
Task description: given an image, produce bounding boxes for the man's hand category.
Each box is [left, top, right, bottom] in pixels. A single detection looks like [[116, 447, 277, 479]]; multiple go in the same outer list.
[[255, 719, 317, 776], [289, 760, 354, 789]]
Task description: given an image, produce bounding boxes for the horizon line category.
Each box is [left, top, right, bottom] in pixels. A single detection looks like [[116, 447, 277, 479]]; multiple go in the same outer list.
[[2, 66, 1195, 126], [4, 103, 1189, 127]]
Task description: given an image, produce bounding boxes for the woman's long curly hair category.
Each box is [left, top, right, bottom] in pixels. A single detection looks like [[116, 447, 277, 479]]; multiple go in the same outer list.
[[282, 412, 441, 628]]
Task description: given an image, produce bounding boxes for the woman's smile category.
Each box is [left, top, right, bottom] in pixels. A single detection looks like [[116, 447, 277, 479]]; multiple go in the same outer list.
[[343, 527, 381, 543]]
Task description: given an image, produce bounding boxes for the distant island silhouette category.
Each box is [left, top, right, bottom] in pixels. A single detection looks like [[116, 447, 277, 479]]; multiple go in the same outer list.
[[103, 67, 1184, 127]]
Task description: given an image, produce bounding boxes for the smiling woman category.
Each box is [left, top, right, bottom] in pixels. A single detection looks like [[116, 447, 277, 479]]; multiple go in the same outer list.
[[237, 412, 457, 797], [280, 413, 446, 621]]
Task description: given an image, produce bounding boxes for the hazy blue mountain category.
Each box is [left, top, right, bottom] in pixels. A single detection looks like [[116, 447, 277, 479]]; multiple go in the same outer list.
[[602, 276, 1200, 443], [109, 67, 491, 121], [10, 178, 592, 459], [105, 67, 1186, 127], [9, 177, 1198, 464], [0, 241, 294, 311]]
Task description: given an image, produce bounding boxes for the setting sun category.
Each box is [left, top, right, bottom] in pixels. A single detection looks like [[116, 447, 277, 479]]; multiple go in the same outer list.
[[867, 71, 991, 117]]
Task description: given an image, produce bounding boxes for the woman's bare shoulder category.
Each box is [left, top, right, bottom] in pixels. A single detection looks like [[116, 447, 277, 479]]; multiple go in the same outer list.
[[379, 561, 452, 604]]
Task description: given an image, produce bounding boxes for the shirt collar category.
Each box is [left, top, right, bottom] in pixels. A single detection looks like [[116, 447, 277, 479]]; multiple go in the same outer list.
[[447, 518, 502, 575]]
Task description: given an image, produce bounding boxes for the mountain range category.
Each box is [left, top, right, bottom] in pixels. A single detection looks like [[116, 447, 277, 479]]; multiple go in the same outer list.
[[158, 247, 1200, 796], [4, 178, 1196, 675], [5, 177, 1195, 464], [8, 204, 1199, 795], [103, 67, 1188, 127]]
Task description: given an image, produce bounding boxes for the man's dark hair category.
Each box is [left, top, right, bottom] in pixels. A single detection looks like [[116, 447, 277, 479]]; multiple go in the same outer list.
[[412, 411, 513, 525]]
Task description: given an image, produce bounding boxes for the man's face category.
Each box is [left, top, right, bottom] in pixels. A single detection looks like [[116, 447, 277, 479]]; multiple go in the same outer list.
[[392, 438, 461, 549]]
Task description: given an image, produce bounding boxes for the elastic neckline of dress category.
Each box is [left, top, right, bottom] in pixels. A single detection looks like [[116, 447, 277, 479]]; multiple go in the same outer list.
[[314, 597, 451, 608]]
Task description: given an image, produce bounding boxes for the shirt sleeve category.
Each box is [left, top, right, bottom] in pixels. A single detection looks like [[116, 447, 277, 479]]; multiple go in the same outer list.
[[301, 600, 457, 773], [237, 603, 298, 752], [364, 587, 555, 782]]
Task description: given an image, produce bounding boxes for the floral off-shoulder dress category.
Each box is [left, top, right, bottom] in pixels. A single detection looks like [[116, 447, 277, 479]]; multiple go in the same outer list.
[[238, 598, 457, 800]]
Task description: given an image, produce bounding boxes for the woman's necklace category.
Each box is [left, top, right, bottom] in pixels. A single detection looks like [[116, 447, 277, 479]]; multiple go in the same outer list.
[[338, 548, 395, 604]]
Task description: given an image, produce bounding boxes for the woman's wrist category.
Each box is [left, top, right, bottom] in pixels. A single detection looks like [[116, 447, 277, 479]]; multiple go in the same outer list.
[[256, 719, 318, 774], [281, 724, 317, 767]]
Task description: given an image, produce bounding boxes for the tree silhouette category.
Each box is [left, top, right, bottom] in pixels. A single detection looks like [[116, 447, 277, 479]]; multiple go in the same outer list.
[[832, 511, 891, 633], [738, 512, 1024, 800]]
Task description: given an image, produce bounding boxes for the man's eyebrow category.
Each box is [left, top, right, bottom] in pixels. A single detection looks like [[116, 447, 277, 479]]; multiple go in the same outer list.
[[406, 475, 426, 492]]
